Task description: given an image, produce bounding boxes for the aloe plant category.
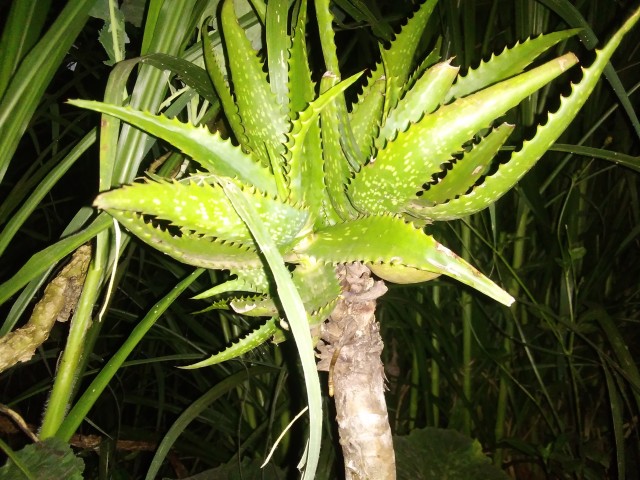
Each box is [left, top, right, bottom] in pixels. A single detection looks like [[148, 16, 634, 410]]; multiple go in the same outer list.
[[68, 0, 640, 477]]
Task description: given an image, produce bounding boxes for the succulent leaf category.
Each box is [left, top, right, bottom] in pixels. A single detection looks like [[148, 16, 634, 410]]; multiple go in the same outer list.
[[104, 210, 264, 269], [377, 59, 460, 149], [266, 0, 291, 110], [412, 123, 515, 207], [446, 29, 581, 102], [293, 215, 514, 306], [349, 67, 385, 158], [67, 100, 278, 195], [381, 0, 439, 116], [288, 0, 315, 113], [95, 178, 308, 247], [410, 12, 639, 221], [201, 28, 247, 146], [288, 73, 363, 209], [181, 317, 278, 368], [192, 268, 269, 300], [348, 53, 578, 214], [219, 0, 288, 164]]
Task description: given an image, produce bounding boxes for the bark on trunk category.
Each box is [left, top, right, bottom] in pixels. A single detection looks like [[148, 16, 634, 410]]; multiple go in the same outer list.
[[317, 263, 395, 479]]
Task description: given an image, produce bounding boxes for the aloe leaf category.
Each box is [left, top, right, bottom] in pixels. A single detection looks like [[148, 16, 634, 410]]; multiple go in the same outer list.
[[349, 67, 385, 158], [182, 318, 279, 368], [193, 268, 270, 299], [288, 73, 363, 207], [378, 60, 460, 149], [220, 0, 288, 164], [380, 0, 438, 116], [412, 123, 515, 207], [288, 0, 314, 113], [445, 29, 581, 102], [348, 52, 579, 214], [69, 100, 278, 195], [537, 0, 640, 140], [266, 0, 290, 109], [201, 28, 247, 147], [413, 7, 640, 221], [294, 215, 514, 305], [96, 177, 308, 247], [320, 77, 357, 220], [314, 0, 363, 173], [103, 210, 264, 270], [293, 215, 514, 306]]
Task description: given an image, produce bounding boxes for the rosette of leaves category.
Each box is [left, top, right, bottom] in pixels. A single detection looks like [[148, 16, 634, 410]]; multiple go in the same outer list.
[[70, 0, 640, 477]]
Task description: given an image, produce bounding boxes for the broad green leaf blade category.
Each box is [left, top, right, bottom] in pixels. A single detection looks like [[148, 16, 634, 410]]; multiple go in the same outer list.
[[348, 53, 579, 214], [445, 29, 581, 102], [0, 437, 84, 480], [182, 318, 278, 368], [95, 178, 308, 247], [69, 100, 278, 195], [412, 123, 515, 206], [412, 7, 640, 221], [293, 215, 514, 306], [104, 210, 264, 270]]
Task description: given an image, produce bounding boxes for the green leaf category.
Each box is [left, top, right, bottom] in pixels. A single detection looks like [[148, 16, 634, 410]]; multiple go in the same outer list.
[[0, 437, 84, 480], [217, 178, 322, 480], [202, 27, 247, 147], [395, 428, 510, 480], [94, 177, 308, 247], [380, 0, 439, 117], [219, 0, 288, 164], [104, 210, 264, 270], [182, 318, 279, 368], [410, 123, 515, 207], [140, 53, 219, 106], [377, 60, 459, 149], [445, 29, 581, 102], [348, 53, 579, 215], [287, 72, 363, 209], [68, 100, 278, 195], [266, 0, 290, 109], [412, 7, 640, 221], [293, 215, 514, 306], [0, 0, 93, 183]]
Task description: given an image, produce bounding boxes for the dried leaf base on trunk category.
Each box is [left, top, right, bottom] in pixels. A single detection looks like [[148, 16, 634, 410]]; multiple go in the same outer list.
[[317, 263, 395, 480]]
